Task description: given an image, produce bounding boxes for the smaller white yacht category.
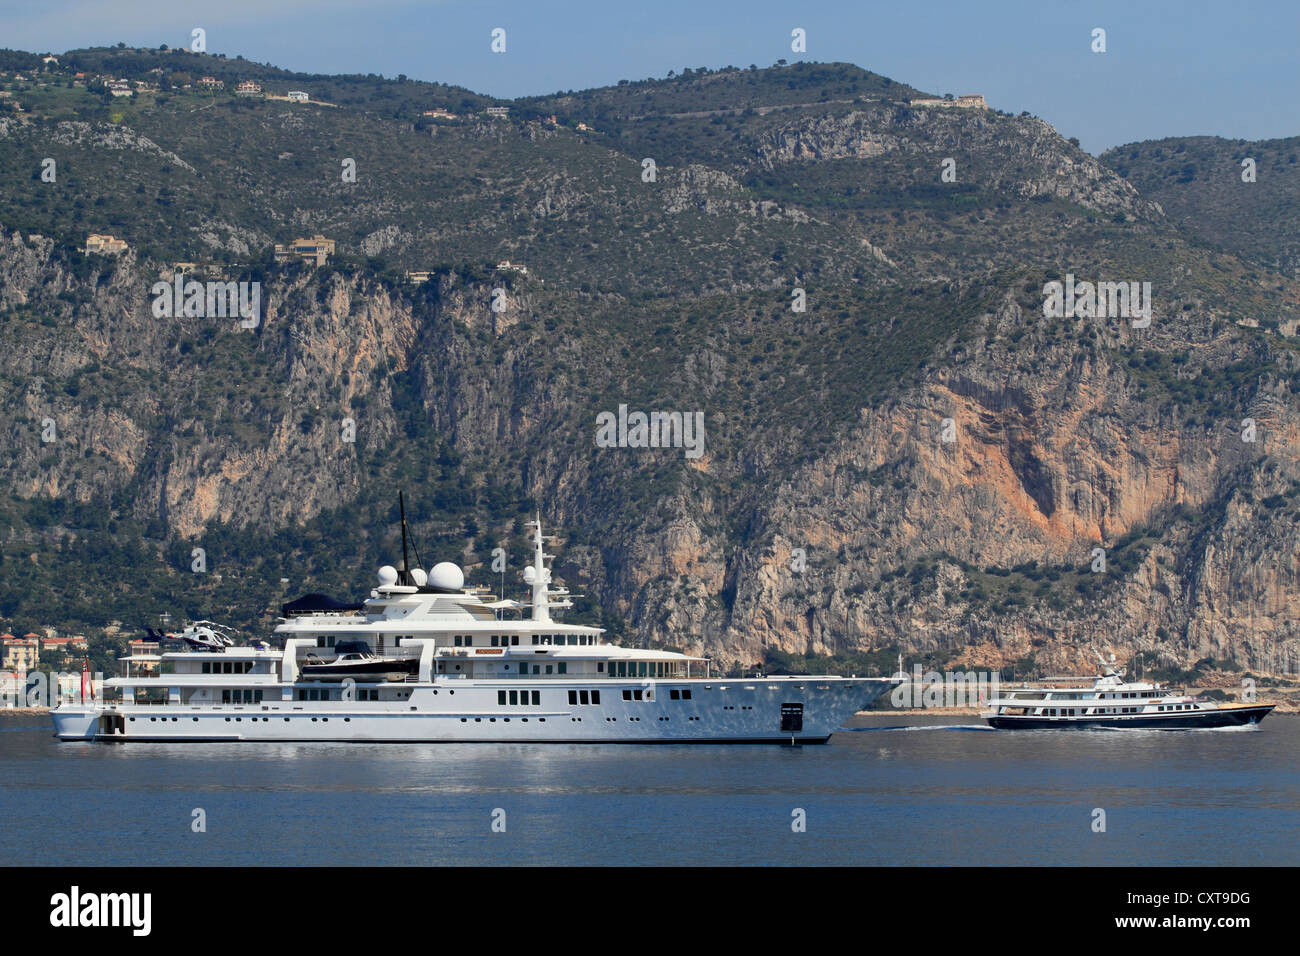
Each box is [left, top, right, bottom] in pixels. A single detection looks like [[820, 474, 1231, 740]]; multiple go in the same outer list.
[[983, 651, 1274, 730]]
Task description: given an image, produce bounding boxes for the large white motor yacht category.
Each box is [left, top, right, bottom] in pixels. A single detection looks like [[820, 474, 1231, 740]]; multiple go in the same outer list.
[[53, 511, 898, 744]]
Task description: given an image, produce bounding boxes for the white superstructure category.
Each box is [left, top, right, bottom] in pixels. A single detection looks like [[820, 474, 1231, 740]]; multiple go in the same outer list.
[[52, 516, 898, 743]]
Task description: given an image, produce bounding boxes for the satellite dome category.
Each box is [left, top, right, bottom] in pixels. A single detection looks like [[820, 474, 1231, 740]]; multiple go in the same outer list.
[[429, 562, 464, 591], [410, 568, 428, 587], [522, 566, 537, 584], [377, 565, 398, 587]]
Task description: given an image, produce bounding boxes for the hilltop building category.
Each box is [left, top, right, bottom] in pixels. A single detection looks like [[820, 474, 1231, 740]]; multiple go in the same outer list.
[[496, 260, 528, 276], [275, 235, 335, 266], [910, 93, 988, 109], [235, 80, 262, 96], [286, 90, 309, 102], [85, 234, 128, 255], [422, 108, 456, 119], [484, 106, 510, 117], [197, 76, 222, 89]]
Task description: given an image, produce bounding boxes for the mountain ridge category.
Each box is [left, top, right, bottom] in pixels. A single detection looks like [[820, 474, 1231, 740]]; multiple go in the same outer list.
[[1, 49, 1298, 682]]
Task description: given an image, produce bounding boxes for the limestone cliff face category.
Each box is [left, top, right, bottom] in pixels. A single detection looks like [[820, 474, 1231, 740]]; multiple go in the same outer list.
[[679, 296, 1300, 674], [1, 232, 412, 536]]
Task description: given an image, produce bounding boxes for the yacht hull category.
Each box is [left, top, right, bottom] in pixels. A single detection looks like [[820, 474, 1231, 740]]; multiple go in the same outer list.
[[51, 677, 896, 744]]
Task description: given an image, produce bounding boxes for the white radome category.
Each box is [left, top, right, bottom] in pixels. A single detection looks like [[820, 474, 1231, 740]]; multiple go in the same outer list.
[[429, 562, 464, 591], [377, 565, 398, 587], [410, 568, 428, 586]]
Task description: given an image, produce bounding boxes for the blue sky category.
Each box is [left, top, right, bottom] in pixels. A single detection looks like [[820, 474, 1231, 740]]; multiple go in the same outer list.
[[3, 0, 1296, 154]]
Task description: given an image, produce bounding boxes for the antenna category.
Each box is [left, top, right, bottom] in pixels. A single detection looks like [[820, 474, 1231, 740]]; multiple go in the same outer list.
[[399, 491, 411, 585]]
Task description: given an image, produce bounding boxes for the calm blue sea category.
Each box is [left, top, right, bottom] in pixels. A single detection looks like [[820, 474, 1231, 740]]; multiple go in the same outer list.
[[2, 712, 1296, 866]]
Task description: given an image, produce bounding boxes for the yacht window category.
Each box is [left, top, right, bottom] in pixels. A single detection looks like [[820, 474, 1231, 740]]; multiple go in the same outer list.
[[509, 691, 518, 705], [202, 662, 211, 674], [491, 636, 499, 647], [497, 691, 506, 705], [597, 662, 605, 672], [568, 636, 577, 646], [670, 689, 680, 700], [590, 690, 599, 704], [622, 690, 632, 701], [634, 689, 644, 701], [532, 636, 539, 645], [531, 691, 540, 705], [558, 663, 567, 675], [511, 636, 519, 646], [545, 665, 553, 675], [569, 691, 578, 705], [580, 690, 589, 705]]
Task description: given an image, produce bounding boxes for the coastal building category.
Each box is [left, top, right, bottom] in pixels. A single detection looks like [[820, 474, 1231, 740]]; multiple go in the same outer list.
[[484, 106, 510, 117], [406, 271, 432, 284], [422, 108, 456, 119], [235, 80, 262, 96], [84, 234, 128, 255], [41, 637, 89, 661], [286, 90, 309, 102], [197, 76, 222, 89], [1, 636, 39, 671], [496, 260, 528, 276], [274, 235, 335, 266]]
